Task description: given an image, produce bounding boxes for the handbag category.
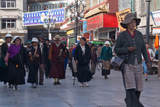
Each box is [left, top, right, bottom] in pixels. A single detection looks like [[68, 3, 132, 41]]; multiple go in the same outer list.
[[111, 56, 125, 70]]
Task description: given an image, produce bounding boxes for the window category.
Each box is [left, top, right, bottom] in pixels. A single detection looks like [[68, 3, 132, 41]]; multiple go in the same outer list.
[[151, 0, 160, 11], [1, 0, 16, 8], [1, 19, 16, 29]]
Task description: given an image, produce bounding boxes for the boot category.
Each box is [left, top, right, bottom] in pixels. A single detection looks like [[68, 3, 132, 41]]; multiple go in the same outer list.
[[136, 91, 144, 107], [125, 89, 139, 107]]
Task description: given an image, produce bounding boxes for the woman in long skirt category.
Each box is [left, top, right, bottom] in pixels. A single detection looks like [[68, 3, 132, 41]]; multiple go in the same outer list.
[[27, 37, 41, 88], [0, 34, 12, 85], [5, 36, 26, 90], [49, 35, 66, 85], [75, 37, 92, 87]]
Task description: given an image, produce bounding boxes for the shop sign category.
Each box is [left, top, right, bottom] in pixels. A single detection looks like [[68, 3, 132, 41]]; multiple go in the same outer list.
[[87, 14, 103, 31], [151, 10, 160, 26], [116, 8, 131, 31], [84, 3, 109, 18], [152, 28, 160, 34], [23, 8, 65, 26], [83, 21, 87, 33], [67, 30, 74, 35]]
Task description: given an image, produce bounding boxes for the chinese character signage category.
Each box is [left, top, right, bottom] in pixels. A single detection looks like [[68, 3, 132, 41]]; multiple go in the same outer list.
[[23, 8, 65, 26], [151, 10, 160, 26]]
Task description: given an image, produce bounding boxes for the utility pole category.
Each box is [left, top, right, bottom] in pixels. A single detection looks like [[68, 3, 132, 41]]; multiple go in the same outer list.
[[146, 0, 151, 43]]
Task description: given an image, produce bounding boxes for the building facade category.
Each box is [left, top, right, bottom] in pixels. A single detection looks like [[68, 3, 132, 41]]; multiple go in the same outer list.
[[134, 0, 160, 46], [83, 0, 118, 41], [0, 0, 28, 40], [28, 0, 67, 11], [26, 0, 67, 39]]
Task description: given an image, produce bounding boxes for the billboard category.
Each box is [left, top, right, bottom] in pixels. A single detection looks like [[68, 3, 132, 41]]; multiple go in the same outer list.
[[151, 10, 160, 26], [23, 8, 65, 26]]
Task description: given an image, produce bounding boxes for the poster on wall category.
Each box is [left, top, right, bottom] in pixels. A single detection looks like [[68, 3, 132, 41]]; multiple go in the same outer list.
[[23, 8, 65, 26]]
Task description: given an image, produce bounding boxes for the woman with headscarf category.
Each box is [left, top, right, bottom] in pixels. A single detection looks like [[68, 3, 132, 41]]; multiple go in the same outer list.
[[27, 37, 41, 88], [114, 13, 150, 107], [4, 36, 26, 90], [75, 37, 92, 87], [49, 35, 66, 85], [100, 41, 112, 79], [0, 34, 12, 85]]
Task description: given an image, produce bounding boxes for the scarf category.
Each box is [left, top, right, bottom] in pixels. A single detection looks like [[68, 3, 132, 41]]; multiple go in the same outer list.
[[8, 44, 21, 58]]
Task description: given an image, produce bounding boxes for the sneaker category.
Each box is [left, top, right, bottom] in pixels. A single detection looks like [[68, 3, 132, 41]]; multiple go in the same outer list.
[[57, 81, 61, 85], [8, 84, 13, 88], [84, 83, 89, 87], [80, 83, 84, 87], [13, 85, 18, 91], [54, 81, 57, 85], [145, 78, 148, 81], [33, 84, 37, 88], [104, 75, 108, 79]]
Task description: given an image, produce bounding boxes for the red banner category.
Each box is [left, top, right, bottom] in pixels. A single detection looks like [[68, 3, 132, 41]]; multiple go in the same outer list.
[[87, 14, 103, 31], [86, 13, 118, 32]]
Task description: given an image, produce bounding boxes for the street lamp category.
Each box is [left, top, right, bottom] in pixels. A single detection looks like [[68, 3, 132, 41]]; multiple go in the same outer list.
[[68, 0, 86, 43], [41, 10, 56, 40], [146, 0, 151, 43]]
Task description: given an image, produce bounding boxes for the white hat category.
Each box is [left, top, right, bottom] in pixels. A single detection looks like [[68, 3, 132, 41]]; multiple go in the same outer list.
[[12, 36, 21, 42], [54, 35, 61, 40], [104, 41, 110, 45], [31, 37, 39, 43], [5, 33, 12, 38]]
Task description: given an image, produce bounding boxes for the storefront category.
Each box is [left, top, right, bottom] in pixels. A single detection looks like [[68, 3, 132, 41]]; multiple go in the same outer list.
[[83, 13, 118, 41], [83, 1, 118, 42]]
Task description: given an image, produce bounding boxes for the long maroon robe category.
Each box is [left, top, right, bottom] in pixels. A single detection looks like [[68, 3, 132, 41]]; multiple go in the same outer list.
[[49, 42, 66, 79]]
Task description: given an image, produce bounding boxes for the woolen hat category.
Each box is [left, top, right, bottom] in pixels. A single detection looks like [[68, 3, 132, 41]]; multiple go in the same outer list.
[[104, 41, 110, 45], [5, 33, 12, 38], [120, 13, 141, 28], [12, 36, 21, 43], [31, 37, 39, 43]]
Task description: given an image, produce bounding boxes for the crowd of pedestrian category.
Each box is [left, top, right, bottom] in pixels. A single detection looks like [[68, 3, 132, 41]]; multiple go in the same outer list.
[[0, 13, 160, 107], [0, 32, 114, 90]]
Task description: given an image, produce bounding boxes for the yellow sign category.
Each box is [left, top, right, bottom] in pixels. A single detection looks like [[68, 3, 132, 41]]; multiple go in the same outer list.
[[84, 3, 109, 18], [116, 8, 131, 31], [67, 30, 74, 35]]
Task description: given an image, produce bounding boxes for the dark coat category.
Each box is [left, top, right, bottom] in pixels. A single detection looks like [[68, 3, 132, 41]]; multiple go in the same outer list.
[[27, 46, 41, 84], [43, 43, 51, 77], [75, 44, 92, 82], [49, 42, 66, 79], [114, 30, 149, 65], [8, 45, 26, 85], [1, 43, 8, 58], [0, 43, 9, 82]]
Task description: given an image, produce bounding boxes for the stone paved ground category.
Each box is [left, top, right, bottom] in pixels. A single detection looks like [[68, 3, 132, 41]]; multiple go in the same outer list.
[[0, 68, 160, 107]]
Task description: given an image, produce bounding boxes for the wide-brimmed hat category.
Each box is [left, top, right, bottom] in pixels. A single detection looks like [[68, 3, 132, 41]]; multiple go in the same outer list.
[[54, 35, 61, 40], [120, 13, 141, 28], [31, 37, 39, 43], [5, 33, 12, 38]]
